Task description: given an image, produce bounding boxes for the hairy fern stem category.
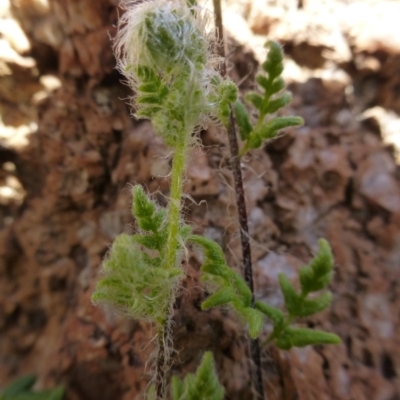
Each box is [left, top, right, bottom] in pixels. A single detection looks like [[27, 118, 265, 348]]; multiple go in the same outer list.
[[155, 142, 188, 399], [165, 143, 187, 272], [155, 323, 168, 399]]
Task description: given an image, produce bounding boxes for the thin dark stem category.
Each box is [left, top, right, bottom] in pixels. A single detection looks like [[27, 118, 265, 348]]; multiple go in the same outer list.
[[227, 109, 265, 400], [155, 323, 168, 399], [211, 1, 265, 399]]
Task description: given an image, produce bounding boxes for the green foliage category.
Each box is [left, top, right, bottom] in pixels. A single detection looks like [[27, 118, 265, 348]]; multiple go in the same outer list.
[[142, 9, 207, 72], [275, 327, 341, 350], [189, 234, 264, 339], [233, 100, 252, 140], [0, 376, 64, 400], [232, 41, 304, 156], [256, 239, 341, 349], [97, 1, 242, 395], [193, 236, 340, 349], [211, 79, 238, 125], [94, 2, 341, 398], [299, 238, 333, 293], [134, 63, 207, 147], [134, 65, 169, 120], [92, 185, 189, 324], [116, 0, 236, 148], [171, 352, 224, 400]]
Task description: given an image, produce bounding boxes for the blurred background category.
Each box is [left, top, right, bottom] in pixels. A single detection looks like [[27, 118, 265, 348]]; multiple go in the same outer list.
[[0, 0, 399, 399]]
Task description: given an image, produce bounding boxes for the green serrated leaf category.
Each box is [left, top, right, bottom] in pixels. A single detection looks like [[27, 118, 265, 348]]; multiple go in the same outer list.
[[255, 301, 284, 327], [309, 239, 334, 278], [264, 92, 292, 114], [199, 272, 225, 290], [49, 387, 65, 400], [2, 382, 64, 400], [188, 235, 227, 267], [2, 376, 36, 397], [217, 104, 230, 124], [255, 74, 270, 91], [294, 292, 333, 318], [172, 352, 224, 400], [133, 186, 155, 222], [284, 327, 341, 347], [179, 224, 192, 241], [218, 80, 238, 104], [150, 266, 182, 282], [154, 208, 167, 227], [244, 308, 264, 339], [299, 265, 313, 293], [278, 273, 301, 316], [133, 234, 164, 251], [228, 269, 252, 307], [136, 94, 162, 105], [138, 82, 159, 93], [92, 231, 181, 323], [200, 261, 230, 279], [101, 234, 136, 272], [136, 106, 162, 118], [201, 287, 237, 310], [136, 65, 157, 81], [270, 77, 285, 95], [275, 334, 292, 350], [245, 92, 263, 111], [132, 185, 167, 236], [300, 267, 332, 294], [171, 376, 184, 400], [300, 239, 334, 293], [247, 133, 262, 149], [142, 252, 162, 267], [145, 384, 156, 400], [262, 41, 284, 80], [39, 387, 64, 400], [233, 100, 253, 141], [258, 116, 304, 140], [158, 85, 169, 99], [190, 352, 224, 400]]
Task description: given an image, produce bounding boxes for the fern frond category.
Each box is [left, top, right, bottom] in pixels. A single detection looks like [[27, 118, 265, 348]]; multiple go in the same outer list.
[[1, 375, 64, 400], [92, 186, 188, 323], [259, 239, 341, 349], [172, 352, 224, 400], [232, 40, 304, 157], [191, 234, 341, 349], [189, 235, 263, 339]]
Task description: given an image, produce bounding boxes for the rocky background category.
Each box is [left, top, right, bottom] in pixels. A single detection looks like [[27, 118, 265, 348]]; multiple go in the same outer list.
[[0, 0, 399, 399]]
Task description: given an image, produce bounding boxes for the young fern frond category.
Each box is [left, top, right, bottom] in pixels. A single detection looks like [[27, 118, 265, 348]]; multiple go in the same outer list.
[[144, 352, 224, 400], [94, 0, 239, 326], [191, 235, 341, 348], [171, 352, 224, 400], [233, 41, 304, 157], [92, 186, 188, 324], [0, 375, 64, 400], [256, 239, 341, 349], [189, 235, 264, 339]]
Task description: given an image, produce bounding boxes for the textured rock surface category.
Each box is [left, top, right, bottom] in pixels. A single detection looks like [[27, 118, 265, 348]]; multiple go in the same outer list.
[[0, 0, 399, 399]]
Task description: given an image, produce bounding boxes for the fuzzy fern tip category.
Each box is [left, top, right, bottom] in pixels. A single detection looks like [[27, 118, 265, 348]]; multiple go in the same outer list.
[[171, 352, 224, 400]]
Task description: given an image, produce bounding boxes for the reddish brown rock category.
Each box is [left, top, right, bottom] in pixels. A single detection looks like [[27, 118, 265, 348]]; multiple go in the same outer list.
[[0, 1, 399, 400]]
